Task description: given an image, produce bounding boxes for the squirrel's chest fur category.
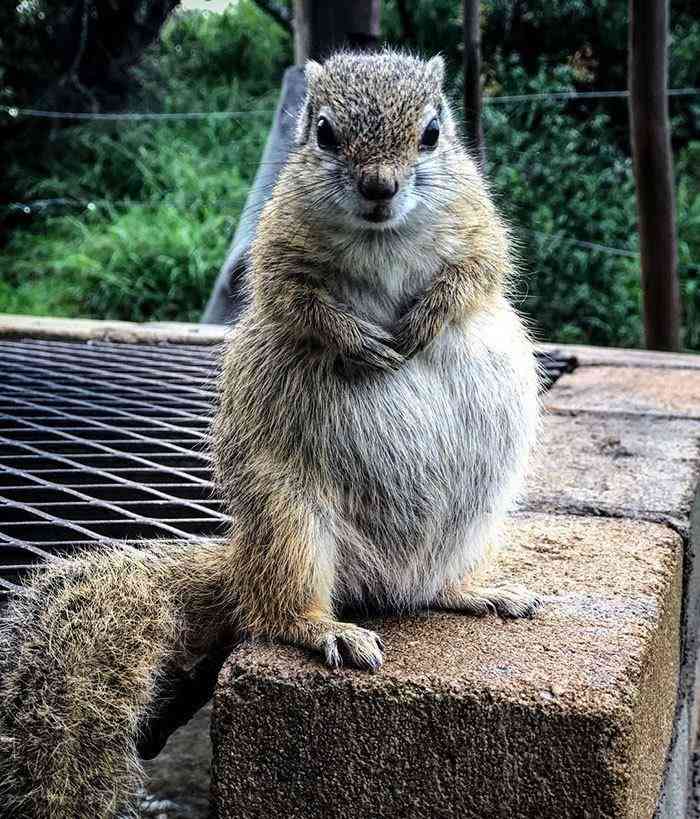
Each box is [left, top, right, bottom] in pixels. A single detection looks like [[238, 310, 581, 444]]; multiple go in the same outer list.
[[324, 218, 466, 328], [216, 291, 537, 612]]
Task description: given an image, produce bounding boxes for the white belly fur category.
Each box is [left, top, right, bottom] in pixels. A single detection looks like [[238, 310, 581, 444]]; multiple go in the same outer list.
[[328, 300, 539, 611]]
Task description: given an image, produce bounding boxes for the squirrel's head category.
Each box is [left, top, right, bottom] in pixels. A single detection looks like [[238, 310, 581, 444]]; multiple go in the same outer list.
[[294, 50, 462, 232]]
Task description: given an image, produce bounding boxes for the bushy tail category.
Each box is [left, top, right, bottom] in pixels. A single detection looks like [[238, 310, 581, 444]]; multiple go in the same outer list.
[[0, 540, 234, 818]]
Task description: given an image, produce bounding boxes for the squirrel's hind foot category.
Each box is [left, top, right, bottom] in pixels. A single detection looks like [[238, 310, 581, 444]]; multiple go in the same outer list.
[[323, 624, 384, 671], [275, 615, 384, 671], [435, 583, 542, 619]]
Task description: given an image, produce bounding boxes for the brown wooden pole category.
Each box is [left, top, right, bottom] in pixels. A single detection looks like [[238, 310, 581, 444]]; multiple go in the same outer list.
[[463, 0, 485, 169], [628, 0, 680, 351], [294, 0, 380, 64]]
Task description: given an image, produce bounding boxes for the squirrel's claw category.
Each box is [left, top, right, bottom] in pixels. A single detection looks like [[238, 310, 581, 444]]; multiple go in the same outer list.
[[348, 319, 405, 371], [322, 625, 384, 671]]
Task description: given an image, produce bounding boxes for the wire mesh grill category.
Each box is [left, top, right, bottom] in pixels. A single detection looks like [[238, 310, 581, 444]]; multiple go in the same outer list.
[[0, 338, 227, 596], [0, 337, 573, 597]]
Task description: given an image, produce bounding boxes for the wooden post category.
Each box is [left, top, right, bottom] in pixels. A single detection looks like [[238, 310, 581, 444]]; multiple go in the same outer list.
[[628, 0, 680, 351], [294, 0, 380, 63], [463, 0, 485, 169]]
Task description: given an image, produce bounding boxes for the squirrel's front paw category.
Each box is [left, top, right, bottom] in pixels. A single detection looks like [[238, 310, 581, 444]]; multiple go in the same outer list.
[[347, 320, 404, 371], [322, 624, 384, 671], [278, 616, 385, 671], [435, 583, 542, 619], [392, 310, 434, 358]]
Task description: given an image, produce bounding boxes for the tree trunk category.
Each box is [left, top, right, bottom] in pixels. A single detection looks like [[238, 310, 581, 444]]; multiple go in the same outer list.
[[463, 0, 485, 170], [628, 0, 680, 351], [294, 0, 380, 63]]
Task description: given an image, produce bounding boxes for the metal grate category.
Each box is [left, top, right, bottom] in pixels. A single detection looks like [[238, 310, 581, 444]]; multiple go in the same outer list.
[[0, 338, 574, 597], [0, 338, 228, 596]]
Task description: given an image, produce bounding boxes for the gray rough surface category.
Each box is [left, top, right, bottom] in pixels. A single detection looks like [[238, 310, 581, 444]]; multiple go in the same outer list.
[[526, 411, 699, 525], [547, 366, 700, 419], [689, 752, 700, 818], [654, 697, 690, 818], [140, 706, 213, 818], [212, 514, 682, 819]]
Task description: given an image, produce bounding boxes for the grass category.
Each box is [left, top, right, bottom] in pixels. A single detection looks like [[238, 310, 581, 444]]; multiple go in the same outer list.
[[0, 0, 289, 322], [1, 114, 270, 322]]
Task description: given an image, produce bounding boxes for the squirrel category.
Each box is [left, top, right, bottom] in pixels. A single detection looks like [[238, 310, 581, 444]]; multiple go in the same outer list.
[[0, 50, 540, 818]]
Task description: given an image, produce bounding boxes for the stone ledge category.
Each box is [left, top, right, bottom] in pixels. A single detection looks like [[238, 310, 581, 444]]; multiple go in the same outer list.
[[0, 313, 229, 345], [547, 366, 700, 419], [539, 343, 700, 371], [212, 514, 682, 819], [526, 411, 700, 526]]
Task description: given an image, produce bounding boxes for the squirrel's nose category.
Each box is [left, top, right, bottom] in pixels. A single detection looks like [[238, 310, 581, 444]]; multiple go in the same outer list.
[[358, 174, 399, 202]]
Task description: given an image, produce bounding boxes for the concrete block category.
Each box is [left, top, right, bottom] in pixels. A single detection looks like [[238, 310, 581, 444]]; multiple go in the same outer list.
[[538, 367, 700, 769], [212, 514, 682, 819], [547, 366, 700, 419], [526, 411, 700, 523]]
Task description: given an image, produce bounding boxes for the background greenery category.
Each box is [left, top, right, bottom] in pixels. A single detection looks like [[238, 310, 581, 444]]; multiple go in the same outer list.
[[1, 0, 699, 346]]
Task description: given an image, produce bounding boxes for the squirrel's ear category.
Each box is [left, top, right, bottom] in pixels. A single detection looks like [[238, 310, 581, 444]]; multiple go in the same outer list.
[[425, 55, 445, 89], [305, 60, 324, 88]]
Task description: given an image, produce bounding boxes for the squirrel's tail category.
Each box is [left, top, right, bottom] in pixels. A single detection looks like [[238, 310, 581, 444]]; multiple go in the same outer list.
[[0, 540, 234, 818]]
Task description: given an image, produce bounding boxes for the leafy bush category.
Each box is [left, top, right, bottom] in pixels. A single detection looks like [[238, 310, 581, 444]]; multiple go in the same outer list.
[[483, 59, 642, 346], [1, 1, 291, 321], [484, 57, 700, 348]]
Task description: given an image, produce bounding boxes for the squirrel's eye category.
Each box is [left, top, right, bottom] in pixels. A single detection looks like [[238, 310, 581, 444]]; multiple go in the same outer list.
[[316, 117, 338, 150], [421, 118, 440, 149]]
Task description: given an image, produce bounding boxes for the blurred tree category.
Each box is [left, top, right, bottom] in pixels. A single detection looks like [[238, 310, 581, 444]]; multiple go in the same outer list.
[[250, 0, 292, 34], [1, 0, 182, 210], [1, 0, 181, 115], [629, 0, 680, 351], [381, 0, 699, 148]]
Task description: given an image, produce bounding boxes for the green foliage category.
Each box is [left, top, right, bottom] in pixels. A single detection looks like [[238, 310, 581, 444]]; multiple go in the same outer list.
[[3, 194, 245, 324], [1, 0, 699, 350], [1, 0, 183, 211], [151, 0, 291, 96], [484, 58, 642, 346], [380, 0, 700, 348], [1, 1, 291, 322]]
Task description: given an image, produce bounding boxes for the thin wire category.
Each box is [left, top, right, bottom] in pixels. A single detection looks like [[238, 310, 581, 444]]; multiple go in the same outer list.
[[1, 107, 275, 121], [4, 197, 697, 274], [3, 193, 250, 214], [484, 87, 700, 104], [524, 229, 699, 273], [2, 87, 698, 120], [525, 229, 639, 258]]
